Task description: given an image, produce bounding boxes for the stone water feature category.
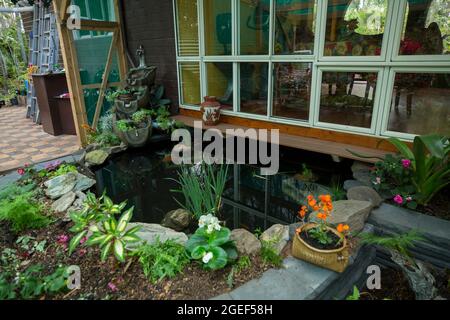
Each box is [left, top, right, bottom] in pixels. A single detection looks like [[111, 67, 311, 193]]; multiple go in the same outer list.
[[113, 46, 157, 148]]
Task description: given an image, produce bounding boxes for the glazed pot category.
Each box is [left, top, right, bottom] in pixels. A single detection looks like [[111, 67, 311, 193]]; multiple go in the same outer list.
[[292, 223, 349, 273], [200, 96, 221, 126]]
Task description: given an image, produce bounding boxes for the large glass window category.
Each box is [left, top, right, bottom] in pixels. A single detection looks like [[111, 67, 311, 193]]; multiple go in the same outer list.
[[204, 0, 232, 56], [319, 71, 378, 128], [240, 62, 269, 115], [399, 0, 450, 56], [273, 63, 312, 120], [274, 0, 317, 55], [324, 0, 387, 56], [239, 0, 270, 55], [387, 72, 450, 135], [174, 0, 450, 140]]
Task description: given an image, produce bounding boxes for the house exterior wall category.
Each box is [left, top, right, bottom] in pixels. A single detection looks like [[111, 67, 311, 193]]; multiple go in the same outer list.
[[121, 0, 179, 110]]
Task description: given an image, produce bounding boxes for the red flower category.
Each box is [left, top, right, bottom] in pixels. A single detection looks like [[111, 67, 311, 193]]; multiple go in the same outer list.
[[17, 168, 25, 176]]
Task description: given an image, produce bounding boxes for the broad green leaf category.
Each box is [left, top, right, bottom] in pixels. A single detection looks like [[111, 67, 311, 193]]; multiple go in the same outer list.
[[104, 196, 113, 208], [185, 234, 208, 254], [103, 220, 111, 232], [117, 208, 134, 233], [113, 239, 125, 262], [100, 241, 112, 261], [210, 228, 231, 247], [223, 241, 238, 261], [416, 134, 447, 159], [99, 234, 114, 247], [205, 247, 228, 270], [68, 230, 87, 256], [86, 234, 108, 246], [121, 234, 141, 243], [124, 225, 141, 236], [387, 138, 414, 161], [191, 245, 207, 260]]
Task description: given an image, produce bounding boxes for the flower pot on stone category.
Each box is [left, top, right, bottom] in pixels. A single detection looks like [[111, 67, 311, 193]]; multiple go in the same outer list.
[[200, 96, 221, 126], [292, 223, 349, 273], [115, 118, 153, 148]]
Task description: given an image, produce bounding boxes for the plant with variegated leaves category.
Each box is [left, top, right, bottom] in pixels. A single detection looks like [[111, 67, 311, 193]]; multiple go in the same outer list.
[[68, 192, 141, 263]]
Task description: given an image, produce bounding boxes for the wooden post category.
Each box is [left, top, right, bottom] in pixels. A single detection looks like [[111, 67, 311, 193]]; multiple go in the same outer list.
[[53, 0, 88, 146], [114, 0, 128, 82], [92, 32, 118, 129]]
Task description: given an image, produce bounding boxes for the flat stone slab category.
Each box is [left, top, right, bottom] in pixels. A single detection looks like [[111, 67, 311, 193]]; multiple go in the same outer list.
[[369, 203, 450, 248], [214, 257, 339, 300]]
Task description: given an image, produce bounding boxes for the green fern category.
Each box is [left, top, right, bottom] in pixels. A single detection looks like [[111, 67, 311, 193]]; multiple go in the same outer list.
[[360, 230, 424, 258]]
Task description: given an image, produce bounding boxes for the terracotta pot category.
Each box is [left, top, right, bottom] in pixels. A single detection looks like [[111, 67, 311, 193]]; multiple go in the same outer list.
[[292, 223, 349, 273], [200, 96, 221, 126]]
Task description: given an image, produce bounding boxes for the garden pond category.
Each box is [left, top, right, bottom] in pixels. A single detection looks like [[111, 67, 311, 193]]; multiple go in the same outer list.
[[94, 143, 353, 232]]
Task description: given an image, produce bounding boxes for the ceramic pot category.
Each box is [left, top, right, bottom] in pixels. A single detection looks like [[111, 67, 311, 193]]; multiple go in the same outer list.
[[292, 223, 349, 273], [200, 96, 221, 126]]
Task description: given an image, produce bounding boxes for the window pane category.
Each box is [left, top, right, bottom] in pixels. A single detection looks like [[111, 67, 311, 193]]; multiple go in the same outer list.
[[206, 63, 233, 111], [388, 73, 450, 135], [176, 0, 199, 56], [240, 62, 268, 115], [274, 0, 316, 55], [239, 0, 270, 55], [324, 0, 387, 56], [180, 63, 201, 105], [273, 63, 312, 120], [399, 0, 450, 55], [319, 71, 378, 128], [204, 0, 232, 56]]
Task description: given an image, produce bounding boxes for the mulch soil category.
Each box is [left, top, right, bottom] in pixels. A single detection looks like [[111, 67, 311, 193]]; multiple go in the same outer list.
[[0, 217, 275, 300]]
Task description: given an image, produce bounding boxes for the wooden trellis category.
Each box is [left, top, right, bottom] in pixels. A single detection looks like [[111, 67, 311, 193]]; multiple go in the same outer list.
[[52, 0, 128, 146]]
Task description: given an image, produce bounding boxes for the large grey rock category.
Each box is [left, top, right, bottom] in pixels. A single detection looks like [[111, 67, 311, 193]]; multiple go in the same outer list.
[[161, 209, 191, 232], [127, 223, 188, 246], [44, 173, 77, 199], [351, 161, 372, 174], [51, 191, 76, 213], [74, 173, 96, 192], [260, 224, 289, 255], [326, 200, 373, 233], [353, 170, 372, 186], [230, 229, 262, 256], [347, 186, 383, 208], [85, 149, 109, 166], [343, 180, 365, 191]]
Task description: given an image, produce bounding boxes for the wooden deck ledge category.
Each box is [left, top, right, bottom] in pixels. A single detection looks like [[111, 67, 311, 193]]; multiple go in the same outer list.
[[172, 115, 391, 164]]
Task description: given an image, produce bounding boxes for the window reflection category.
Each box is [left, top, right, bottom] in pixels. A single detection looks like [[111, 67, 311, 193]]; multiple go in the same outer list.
[[206, 63, 233, 111], [400, 0, 450, 55], [239, 0, 270, 55], [204, 0, 232, 56], [319, 71, 377, 128], [240, 62, 269, 115], [324, 0, 387, 56], [273, 63, 312, 120], [388, 73, 450, 135], [180, 62, 201, 105], [176, 0, 199, 56], [274, 0, 316, 55]]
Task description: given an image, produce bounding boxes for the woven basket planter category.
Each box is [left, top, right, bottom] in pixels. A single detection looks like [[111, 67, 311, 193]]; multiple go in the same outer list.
[[292, 223, 349, 273]]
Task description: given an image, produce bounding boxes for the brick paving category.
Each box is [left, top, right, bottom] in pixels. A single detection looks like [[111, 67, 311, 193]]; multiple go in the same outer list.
[[0, 106, 80, 173]]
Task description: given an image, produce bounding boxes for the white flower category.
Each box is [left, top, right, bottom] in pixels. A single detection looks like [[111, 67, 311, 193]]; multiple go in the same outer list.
[[199, 214, 221, 233], [202, 252, 214, 264]]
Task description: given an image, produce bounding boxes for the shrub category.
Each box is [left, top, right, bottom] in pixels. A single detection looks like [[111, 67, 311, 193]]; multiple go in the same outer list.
[[133, 240, 189, 283], [68, 192, 141, 263], [0, 194, 50, 233], [260, 240, 283, 267], [185, 214, 237, 270], [0, 183, 36, 202]]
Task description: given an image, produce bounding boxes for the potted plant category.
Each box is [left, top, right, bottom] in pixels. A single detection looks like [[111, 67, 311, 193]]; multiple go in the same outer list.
[[292, 194, 350, 273], [114, 109, 153, 148], [106, 88, 136, 104]]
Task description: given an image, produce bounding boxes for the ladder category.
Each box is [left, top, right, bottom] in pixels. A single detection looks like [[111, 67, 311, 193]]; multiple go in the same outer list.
[[26, 3, 59, 124]]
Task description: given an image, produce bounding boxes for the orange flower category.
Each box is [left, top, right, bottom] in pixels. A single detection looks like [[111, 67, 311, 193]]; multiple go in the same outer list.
[[337, 224, 350, 233], [298, 209, 306, 218], [317, 213, 328, 221], [307, 195, 314, 201], [322, 195, 332, 203], [308, 199, 317, 207], [313, 205, 320, 211]]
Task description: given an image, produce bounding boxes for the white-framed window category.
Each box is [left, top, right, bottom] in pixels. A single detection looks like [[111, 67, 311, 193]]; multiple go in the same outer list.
[[174, 0, 450, 140]]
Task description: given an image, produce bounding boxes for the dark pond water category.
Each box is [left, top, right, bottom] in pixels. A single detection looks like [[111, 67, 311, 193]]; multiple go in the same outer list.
[[94, 142, 352, 232]]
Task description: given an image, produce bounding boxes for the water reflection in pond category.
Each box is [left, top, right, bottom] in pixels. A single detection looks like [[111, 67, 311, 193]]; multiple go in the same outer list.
[[94, 144, 352, 232]]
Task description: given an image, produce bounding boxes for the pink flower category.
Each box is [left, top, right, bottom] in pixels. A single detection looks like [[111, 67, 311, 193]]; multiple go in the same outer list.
[[57, 234, 69, 246], [406, 196, 413, 202], [107, 282, 118, 292], [17, 168, 25, 176], [401, 159, 411, 169], [78, 248, 87, 257], [80, 236, 88, 245], [393, 195, 404, 205], [373, 177, 382, 185]]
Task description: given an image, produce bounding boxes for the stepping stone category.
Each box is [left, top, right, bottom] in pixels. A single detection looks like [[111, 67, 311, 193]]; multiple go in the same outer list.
[[347, 186, 383, 208], [74, 173, 96, 192], [51, 191, 76, 213], [44, 172, 77, 199], [126, 223, 188, 247], [231, 229, 261, 256], [343, 179, 365, 191]]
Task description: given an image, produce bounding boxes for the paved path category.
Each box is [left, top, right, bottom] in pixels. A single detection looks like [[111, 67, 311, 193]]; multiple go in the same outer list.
[[0, 106, 79, 173]]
